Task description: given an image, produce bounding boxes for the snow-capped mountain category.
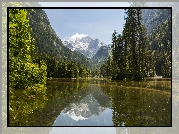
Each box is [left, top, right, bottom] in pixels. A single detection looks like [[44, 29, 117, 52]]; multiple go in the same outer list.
[[61, 94, 106, 121], [63, 33, 106, 58]]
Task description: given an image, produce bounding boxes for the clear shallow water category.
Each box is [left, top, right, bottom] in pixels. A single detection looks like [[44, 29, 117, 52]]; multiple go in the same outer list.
[[9, 78, 171, 126]]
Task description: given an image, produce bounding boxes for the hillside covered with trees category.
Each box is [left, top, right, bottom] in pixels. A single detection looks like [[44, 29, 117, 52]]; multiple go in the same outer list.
[[9, 7, 93, 89]]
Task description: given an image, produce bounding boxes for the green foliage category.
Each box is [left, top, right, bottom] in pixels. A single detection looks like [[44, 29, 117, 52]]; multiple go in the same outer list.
[[105, 9, 149, 80], [148, 17, 171, 78], [27, 9, 92, 69], [92, 46, 111, 69], [9, 9, 47, 89], [24, 8, 93, 79], [34, 53, 91, 79], [101, 9, 171, 80], [100, 56, 115, 79]]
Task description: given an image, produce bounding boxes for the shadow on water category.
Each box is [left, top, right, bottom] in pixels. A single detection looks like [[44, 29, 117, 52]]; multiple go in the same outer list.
[[9, 78, 171, 126]]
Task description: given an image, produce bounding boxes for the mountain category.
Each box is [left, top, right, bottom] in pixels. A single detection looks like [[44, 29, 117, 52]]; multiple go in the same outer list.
[[141, 8, 172, 77], [63, 33, 106, 58], [27, 9, 92, 68], [141, 9, 171, 34], [92, 45, 111, 64], [61, 94, 106, 121]]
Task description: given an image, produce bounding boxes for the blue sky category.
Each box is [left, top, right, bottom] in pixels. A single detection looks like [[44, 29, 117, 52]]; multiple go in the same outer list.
[[39, 2, 130, 45]]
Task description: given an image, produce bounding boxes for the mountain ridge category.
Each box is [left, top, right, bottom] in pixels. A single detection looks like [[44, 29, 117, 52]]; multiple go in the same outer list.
[[27, 9, 93, 68], [63, 33, 106, 58]]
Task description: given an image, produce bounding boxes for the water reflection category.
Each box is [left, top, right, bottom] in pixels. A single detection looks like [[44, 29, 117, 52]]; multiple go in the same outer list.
[[52, 83, 112, 126], [61, 94, 106, 120], [9, 85, 48, 126], [9, 79, 171, 126], [100, 85, 171, 126]]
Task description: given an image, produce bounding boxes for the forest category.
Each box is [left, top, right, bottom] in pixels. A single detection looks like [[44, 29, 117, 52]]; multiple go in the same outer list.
[[9, 7, 171, 90], [100, 9, 171, 80]]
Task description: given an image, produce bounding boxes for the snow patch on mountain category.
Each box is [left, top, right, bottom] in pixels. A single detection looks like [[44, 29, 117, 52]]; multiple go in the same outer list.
[[70, 33, 88, 42], [63, 33, 106, 58]]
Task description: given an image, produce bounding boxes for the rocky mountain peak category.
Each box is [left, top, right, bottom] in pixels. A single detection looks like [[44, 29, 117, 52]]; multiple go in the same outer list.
[[62, 33, 106, 58]]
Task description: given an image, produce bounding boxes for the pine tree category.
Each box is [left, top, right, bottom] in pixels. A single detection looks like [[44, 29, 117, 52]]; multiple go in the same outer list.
[[111, 32, 124, 79], [122, 9, 149, 80]]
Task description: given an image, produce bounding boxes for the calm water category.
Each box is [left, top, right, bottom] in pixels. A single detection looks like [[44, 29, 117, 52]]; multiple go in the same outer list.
[[9, 78, 171, 126]]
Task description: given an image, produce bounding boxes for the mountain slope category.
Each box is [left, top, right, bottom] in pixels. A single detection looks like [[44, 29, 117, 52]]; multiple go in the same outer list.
[[141, 8, 172, 77], [27, 9, 92, 68], [141, 9, 171, 34], [92, 46, 111, 64]]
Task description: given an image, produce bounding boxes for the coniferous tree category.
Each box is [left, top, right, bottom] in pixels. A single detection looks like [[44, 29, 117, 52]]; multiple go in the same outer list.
[[109, 9, 149, 80], [111, 31, 124, 79]]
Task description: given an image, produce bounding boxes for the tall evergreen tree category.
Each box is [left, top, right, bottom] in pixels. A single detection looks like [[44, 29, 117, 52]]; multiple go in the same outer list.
[[123, 9, 149, 80], [111, 31, 124, 79]]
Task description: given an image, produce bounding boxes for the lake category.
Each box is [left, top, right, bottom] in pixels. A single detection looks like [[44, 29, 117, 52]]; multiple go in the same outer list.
[[9, 78, 171, 126]]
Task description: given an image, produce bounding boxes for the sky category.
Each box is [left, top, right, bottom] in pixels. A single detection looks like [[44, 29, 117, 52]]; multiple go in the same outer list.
[[39, 2, 130, 45]]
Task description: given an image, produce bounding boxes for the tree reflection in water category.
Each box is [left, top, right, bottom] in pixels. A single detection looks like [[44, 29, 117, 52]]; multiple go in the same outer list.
[[9, 79, 171, 126], [100, 80, 171, 126]]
